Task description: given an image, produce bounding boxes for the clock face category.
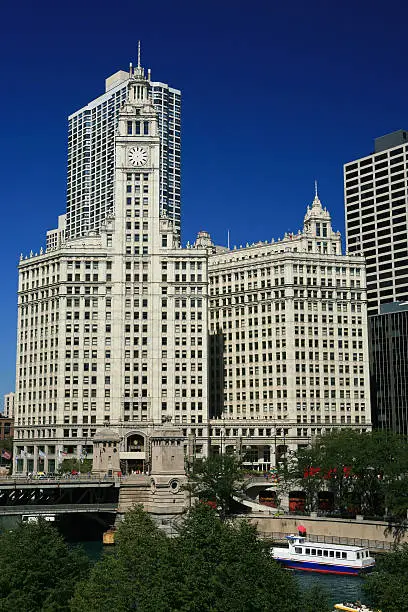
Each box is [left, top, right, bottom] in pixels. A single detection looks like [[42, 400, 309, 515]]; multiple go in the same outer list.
[[128, 146, 148, 166]]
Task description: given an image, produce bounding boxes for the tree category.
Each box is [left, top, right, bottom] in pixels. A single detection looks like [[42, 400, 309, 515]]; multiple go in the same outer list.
[[173, 503, 329, 612], [364, 543, 408, 612], [278, 430, 408, 521], [71, 504, 330, 612], [278, 446, 325, 513], [0, 519, 89, 612], [185, 454, 245, 520], [70, 506, 177, 612], [59, 458, 93, 474]]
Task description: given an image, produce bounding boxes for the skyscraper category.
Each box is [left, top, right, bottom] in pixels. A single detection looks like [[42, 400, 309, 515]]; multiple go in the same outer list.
[[344, 130, 408, 315], [65, 49, 181, 241], [14, 60, 207, 475], [13, 56, 372, 477], [369, 301, 408, 435]]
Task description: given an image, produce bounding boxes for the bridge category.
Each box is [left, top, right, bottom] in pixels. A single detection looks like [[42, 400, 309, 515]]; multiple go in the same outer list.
[[0, 476, 119, 517]]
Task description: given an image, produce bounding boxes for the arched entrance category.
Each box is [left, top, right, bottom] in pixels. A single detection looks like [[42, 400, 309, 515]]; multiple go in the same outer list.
[[120, 433, 147, 475]]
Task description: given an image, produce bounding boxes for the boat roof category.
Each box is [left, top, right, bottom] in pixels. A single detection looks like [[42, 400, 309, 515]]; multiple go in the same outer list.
[[286, 536, 368, 552]]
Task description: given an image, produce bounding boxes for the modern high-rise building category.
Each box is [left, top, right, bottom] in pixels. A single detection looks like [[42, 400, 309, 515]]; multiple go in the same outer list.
[[64, 53, 181, 241], [344, 130, 408, 315], [369, 301, 408, 436]]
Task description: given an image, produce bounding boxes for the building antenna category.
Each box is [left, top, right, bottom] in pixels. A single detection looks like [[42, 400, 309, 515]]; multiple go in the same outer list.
[[315, 179, 318, 198], [227, 229, 230, 250], [137, 41, 141, 68]]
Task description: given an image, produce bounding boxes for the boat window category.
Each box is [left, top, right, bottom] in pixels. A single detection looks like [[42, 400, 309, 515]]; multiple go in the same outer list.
[[336, 552, 341, 558], [316, 549, 322, 556], [295, 547, 302, 554], [342, 552, 347, 559], [357, 552, 360, 559], [329, 551, 334, 558], [305, 548, 310, 554], [323, 550, 328, 557], [311, 549, 316, 555]]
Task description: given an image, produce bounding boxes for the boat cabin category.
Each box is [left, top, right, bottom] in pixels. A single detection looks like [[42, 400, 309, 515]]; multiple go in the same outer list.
[[285, 535, 372, 563]]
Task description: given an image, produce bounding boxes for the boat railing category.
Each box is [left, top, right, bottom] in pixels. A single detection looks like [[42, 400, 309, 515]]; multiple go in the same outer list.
[[259, 531, 393, 552]]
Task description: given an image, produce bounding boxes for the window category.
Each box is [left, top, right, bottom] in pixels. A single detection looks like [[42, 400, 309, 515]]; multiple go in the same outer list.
[[294, 547, 302, 554]]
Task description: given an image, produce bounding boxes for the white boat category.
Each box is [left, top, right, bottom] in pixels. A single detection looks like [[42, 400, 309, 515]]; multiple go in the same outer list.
[[334, 604, 381, 612], [272, 535, 375, 575]]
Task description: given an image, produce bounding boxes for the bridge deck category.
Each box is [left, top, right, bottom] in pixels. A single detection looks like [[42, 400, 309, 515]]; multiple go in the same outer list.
[[0, 503, 118, 515], [0, 477, 119, 489]]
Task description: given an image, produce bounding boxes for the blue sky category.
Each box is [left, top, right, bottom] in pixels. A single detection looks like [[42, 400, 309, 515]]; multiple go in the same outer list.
[[0, 0, 407, 399]]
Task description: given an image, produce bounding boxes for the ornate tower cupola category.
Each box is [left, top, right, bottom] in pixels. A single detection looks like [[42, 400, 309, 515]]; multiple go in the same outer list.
[[128, 41, 148, 104], [117, 41, 158, 140], [303, 181, 333, 238]]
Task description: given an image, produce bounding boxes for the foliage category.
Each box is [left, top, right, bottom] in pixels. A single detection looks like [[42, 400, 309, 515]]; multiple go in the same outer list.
[[364, 543, 408, 612], [70, 505, 176, 612], [185, 454, 245, 520], [71, 504, 330, 612], [0, 519, 89, 612], [58, 458, 93, 474], [279, 446, 325, 513], [277, 429, 408, 521]]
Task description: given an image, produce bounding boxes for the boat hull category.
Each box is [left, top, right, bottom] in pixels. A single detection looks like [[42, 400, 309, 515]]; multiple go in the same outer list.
[[275, 558, 373, 575]]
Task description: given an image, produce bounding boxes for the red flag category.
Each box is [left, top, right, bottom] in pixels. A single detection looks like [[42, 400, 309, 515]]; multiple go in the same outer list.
[[1, 450, 11, 460]]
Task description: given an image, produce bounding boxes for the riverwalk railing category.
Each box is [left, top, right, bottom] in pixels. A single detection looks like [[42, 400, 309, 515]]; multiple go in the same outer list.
[[258, 531, 394, 551]]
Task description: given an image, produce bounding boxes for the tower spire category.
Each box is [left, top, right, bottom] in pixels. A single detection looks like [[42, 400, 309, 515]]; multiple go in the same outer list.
[[138, 40, 141, 69], [315, 179, 318, 198]]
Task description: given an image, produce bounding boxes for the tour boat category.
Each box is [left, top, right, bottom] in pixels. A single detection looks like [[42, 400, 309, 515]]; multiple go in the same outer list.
[[272, 535, 375, 575], [334, 604, 381, 612]]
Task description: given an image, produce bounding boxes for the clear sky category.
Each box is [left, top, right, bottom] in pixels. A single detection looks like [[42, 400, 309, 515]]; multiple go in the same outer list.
[[0, 0, 407, 400]]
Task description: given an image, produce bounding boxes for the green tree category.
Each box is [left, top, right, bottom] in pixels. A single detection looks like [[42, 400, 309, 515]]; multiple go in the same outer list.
[[278, 429, 408, 521], [174, 503, 329, 612], [0, 519, 89, 612], [185, 454, 245, 520], [59, 458, 93, 474], [72, 504, 330, 612], [278, 446, 325, 513], [70, 506, 178, 612], [364, 543, 408, 612]]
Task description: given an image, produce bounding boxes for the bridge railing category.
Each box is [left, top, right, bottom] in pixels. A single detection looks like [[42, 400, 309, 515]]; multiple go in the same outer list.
[[0, 475, 119, 484], [0, 503, 118, 515]]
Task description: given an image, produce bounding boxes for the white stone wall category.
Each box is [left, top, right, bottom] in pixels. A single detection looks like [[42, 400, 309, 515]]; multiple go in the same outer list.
[[207, 196, 370, 466]]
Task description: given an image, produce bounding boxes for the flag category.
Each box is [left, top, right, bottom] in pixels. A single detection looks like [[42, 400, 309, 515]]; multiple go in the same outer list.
[[58, 450, 67, 464], [1, 450, 11, 460], [38, 450, 46, 459]]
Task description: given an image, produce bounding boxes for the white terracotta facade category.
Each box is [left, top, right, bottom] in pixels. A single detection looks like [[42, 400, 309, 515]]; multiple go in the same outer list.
[[12, 61, 371, 475]]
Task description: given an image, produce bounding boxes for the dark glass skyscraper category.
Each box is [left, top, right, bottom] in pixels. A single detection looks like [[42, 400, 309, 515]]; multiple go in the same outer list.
[[369, 301, 408, 435]]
